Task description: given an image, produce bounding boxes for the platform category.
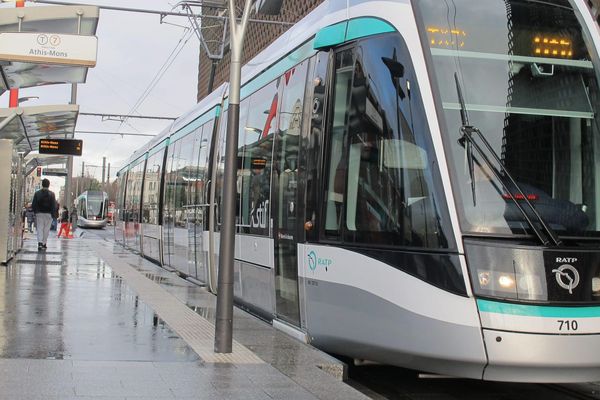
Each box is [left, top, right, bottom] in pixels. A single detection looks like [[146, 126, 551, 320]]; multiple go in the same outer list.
[[0, 231, 369, 400]]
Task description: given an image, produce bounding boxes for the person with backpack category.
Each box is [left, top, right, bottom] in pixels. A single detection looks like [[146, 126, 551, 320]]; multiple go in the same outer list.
[[32, 179, 58, 251]]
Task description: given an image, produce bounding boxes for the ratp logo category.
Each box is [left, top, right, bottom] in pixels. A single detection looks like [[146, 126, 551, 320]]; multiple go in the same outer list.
[[307, 250, 332, 272]]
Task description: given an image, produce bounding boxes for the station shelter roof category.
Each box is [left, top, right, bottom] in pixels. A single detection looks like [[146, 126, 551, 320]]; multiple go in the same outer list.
[[0, 104, 78, 154], [0, 5, 99, 93]]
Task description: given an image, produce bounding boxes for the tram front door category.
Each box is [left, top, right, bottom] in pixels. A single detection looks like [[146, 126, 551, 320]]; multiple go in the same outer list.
[[272, 61, 310, 327]]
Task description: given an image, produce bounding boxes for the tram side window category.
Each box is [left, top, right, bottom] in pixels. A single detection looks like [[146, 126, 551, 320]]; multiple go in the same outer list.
[[325, 49, 355, 237], [196, 120, 214, 206], [215, 110, 228, 229], [175, 131, 200, 228], [116, 173, 127, 222], [238, 80, 278, 235], [325, 34, 449, 248], [142, 149, 165, 225], [125, 161, 145, 223]]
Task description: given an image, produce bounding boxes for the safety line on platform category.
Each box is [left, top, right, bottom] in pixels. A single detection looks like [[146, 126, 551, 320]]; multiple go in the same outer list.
[[92, 243, 264, 365]]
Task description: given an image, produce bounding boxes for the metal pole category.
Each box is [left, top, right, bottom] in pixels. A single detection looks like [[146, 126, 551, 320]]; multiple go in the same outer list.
[[214, 0, 253, 354], [102, 156, 106, 184], [65, 84, 76, 208], [107, 162, 111, 183]]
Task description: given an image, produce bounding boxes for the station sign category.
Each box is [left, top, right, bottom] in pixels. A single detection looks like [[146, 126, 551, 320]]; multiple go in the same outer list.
[[0, 32, 97, 67], [42, 168, 68, 177], [39, 139, 83, 156]]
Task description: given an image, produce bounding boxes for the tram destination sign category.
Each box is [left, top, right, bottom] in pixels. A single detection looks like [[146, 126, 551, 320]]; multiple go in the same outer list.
[[0, 32, 97, 67], [39, 139, 83, 156]]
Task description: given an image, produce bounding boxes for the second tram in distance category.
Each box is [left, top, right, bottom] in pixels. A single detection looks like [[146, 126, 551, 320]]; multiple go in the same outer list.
[[76, 190, 109, 228], [115, 0, 600, 382]]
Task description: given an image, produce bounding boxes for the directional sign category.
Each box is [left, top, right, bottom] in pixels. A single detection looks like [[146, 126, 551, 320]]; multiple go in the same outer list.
[[0, 32, 97, 67], [43, 168, 68, 177], [39, 139, 83, 156]]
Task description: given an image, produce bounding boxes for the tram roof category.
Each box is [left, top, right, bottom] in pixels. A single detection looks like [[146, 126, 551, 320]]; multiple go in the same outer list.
[[0, 104, 78, 155], [0, 5, 99, 94]]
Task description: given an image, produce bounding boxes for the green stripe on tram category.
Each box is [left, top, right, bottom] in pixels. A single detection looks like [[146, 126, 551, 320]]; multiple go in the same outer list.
[[170, 106, 220, 143], [477, 299, 600, 318], [314, 17, 397, 50]]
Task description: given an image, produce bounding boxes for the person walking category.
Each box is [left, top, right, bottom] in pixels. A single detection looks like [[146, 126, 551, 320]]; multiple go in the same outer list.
[[57, 206, 70, 238], [32, 179, 58, 251]]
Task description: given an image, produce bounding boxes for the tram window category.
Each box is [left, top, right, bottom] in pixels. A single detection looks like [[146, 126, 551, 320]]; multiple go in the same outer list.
[[238, 81, 278, 235], [125, 161, 144, 223], [142, 149, 164, 225], [196, 121, 213, 207], [116, 173, 127, 222], [324, 49, 354, 237], [164, 140, 181, 227], [215, 110, 228, 229], [325, 34, 450, 248]]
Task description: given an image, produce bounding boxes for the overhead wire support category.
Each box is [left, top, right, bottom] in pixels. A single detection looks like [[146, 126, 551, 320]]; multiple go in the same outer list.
[[74, 130, 156, 137], [78, 112, 177, 121], [29, 0, 294, 26]]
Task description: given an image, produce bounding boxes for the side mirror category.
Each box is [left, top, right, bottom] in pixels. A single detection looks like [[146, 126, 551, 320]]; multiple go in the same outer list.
[[382, 57, 404, 78]]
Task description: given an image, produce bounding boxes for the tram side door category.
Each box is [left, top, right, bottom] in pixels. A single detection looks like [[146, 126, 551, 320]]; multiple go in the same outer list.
[[272, 61, 311, 327]]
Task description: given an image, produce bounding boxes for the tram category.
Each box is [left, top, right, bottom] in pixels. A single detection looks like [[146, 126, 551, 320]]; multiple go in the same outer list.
[[76, 190, 108, 228], [115, 0, 600, 382]]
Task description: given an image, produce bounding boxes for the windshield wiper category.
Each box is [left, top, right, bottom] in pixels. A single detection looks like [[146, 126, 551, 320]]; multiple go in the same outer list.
[[453, 73, 562, 247]]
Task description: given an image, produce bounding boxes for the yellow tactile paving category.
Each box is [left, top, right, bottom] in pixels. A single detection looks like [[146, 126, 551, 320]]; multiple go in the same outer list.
[[93, 243, 264, 365]]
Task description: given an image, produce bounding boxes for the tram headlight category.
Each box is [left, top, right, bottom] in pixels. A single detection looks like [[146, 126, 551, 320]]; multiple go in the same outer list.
[[474, 269, 544, 300], [475, 269, 518, 299], [498, 275, 515, 289], [592, 277, 600, 296]]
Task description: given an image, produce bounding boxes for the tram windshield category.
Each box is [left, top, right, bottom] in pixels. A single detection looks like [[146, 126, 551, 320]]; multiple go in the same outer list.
[[417, 0, 600, 238], [87, 193, 105, 219]]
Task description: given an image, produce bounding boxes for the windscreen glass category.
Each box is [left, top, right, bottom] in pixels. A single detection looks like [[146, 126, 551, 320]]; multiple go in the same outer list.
[[417, 0, 600, 238], [87, 194, 104, 218]]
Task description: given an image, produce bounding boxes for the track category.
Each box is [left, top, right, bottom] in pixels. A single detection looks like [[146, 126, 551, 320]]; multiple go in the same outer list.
[[348, 364, 600, 400]]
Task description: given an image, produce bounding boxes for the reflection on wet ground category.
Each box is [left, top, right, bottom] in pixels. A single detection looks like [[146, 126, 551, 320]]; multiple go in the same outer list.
[[0, 240, 198, 362]]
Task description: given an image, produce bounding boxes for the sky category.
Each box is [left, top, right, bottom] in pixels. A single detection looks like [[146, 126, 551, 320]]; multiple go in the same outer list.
[[0, 0, 201, 188]]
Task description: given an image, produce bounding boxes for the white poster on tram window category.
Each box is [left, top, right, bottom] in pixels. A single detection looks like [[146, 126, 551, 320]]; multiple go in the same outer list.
[[0, 32, 97, 67]]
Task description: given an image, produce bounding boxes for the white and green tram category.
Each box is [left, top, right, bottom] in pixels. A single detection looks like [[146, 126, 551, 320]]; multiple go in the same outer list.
[[116, 0, 600, 382]]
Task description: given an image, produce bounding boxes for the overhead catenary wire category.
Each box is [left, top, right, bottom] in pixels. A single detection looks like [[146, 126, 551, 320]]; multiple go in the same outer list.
[[119, 25, 194, 131]]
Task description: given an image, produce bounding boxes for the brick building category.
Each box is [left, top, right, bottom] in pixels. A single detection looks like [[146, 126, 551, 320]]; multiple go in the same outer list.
[[196, 0, 324, 101]]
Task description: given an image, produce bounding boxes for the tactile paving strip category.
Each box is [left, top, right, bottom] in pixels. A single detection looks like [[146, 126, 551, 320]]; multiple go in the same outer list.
[[93, 243, 263, 365]]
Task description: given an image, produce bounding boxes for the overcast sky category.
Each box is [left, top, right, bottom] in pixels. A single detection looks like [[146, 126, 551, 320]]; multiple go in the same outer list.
[[0, 0, 201, 187]]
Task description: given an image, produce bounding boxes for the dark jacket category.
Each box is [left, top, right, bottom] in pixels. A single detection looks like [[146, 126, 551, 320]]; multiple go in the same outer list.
[[32, 188, 58, 216], [60, 209, 69, 223]]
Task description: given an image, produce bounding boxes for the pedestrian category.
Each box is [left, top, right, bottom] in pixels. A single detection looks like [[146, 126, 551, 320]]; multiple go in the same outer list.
[[57, 206, 70, 238], [31, 179, 58, 251], [25, 203, 35, 233]]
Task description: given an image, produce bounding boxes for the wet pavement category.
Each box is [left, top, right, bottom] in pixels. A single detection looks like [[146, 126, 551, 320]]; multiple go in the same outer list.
[[0, 230, 368, 399]]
